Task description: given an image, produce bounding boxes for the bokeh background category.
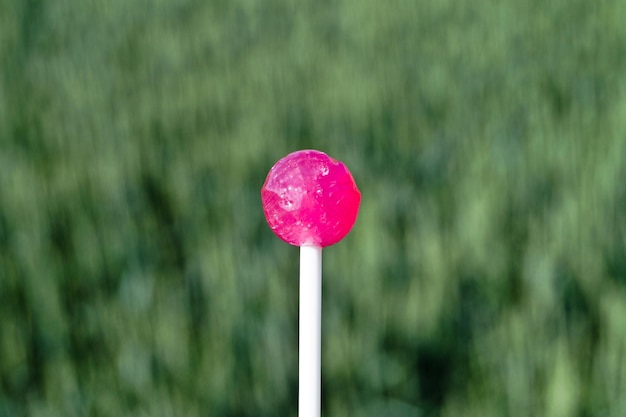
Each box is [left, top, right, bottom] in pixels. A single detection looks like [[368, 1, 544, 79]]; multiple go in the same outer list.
[[1, 0, 626, 416]]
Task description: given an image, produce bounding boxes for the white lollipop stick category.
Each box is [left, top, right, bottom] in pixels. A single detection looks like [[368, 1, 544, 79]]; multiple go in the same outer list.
[[299, 245, 322, 417]]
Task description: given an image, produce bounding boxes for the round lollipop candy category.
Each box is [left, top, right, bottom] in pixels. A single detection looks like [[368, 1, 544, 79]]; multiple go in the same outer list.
[[261, 150, 360, 417], [261, 149, 361, 247]]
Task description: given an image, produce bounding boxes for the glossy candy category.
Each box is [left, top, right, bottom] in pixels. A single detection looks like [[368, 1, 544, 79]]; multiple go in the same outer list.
[[261, 150, 361, 247]]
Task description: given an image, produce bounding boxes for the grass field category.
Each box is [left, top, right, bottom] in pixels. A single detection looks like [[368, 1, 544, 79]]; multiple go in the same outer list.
[[1, 0, 626, 416]]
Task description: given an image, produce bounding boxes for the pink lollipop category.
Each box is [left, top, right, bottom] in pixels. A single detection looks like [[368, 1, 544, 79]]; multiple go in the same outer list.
[[261, 150, 361, 247], [261, 150, 360, 417]]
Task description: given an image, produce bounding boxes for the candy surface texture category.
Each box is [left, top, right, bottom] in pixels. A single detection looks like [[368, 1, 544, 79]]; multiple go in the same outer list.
[[262, 150, 361, 247]]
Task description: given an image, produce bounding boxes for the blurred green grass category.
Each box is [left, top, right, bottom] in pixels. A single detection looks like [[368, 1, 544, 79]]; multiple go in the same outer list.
[[1, 0, 626, 416]]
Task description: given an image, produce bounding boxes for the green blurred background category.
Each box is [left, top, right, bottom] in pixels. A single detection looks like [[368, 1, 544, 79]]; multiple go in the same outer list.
[[1, 0, 626, 416]]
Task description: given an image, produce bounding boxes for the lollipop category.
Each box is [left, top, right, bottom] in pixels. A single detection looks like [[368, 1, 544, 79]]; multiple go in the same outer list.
[[261, 150, 360, 417], [262, 150, 360, 247]]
